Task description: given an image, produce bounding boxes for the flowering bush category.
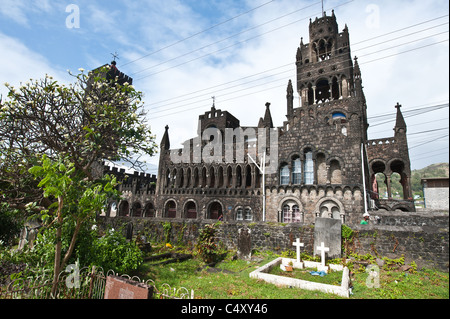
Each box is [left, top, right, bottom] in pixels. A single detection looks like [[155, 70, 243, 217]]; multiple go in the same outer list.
[[196, 223, 219, 264]]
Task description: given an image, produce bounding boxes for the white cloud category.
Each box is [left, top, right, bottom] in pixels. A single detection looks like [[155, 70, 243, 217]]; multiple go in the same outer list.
[[0, 32, 71, 97], [1, 0, 447, 170]]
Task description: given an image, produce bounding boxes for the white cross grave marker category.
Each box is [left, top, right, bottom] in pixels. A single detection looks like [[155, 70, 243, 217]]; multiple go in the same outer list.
[[292, 238, 304, 263], [316, 242, 330, 267]]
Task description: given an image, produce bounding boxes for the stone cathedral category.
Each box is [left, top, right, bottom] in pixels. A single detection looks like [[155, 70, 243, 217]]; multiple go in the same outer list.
[[103, 11, 414, 225]]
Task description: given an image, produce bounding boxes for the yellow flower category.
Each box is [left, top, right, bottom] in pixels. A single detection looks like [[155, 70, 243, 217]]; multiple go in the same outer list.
[[166, 243, 172, 248]]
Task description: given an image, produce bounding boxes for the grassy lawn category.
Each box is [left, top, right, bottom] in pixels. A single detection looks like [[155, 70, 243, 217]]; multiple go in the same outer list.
[[132, 246, 449, 299]]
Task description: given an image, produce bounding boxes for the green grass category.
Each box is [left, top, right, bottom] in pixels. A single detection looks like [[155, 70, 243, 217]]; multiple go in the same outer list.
[[268, 266, 344, 286], [132, 246, 449, 299]]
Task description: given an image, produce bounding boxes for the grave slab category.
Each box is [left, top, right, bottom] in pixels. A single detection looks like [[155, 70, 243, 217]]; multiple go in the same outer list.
[[104, 275, 153, 299], [314, 217, 341, 259], [237, 227, 252, 260]]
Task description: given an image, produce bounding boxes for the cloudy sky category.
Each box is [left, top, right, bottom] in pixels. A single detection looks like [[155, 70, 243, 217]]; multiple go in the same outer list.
[[1, 0, 448, 174]]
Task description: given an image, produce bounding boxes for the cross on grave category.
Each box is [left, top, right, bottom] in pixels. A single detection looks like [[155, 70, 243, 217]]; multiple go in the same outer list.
[[292, 238, 304, 264], [316, 242, 330, 267]]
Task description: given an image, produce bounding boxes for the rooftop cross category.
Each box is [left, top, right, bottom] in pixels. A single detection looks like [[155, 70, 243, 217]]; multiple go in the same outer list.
[[111, 51, 119, 62]]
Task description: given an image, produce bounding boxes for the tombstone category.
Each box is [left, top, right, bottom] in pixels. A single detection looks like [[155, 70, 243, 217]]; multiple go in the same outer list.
[[125, 222, 133, 241], [17, 220, 42, 251], [104, 275, 153, 299], [237, 227, 252, 260], [314, 217, 341, 259]]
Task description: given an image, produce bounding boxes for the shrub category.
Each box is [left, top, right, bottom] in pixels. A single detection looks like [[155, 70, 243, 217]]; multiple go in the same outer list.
[[196, 223, 219, 263], [86, 228, 143, 274]]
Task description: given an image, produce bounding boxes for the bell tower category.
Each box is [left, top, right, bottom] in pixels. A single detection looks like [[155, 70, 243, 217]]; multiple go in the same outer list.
[[295, 10, 355, 108]]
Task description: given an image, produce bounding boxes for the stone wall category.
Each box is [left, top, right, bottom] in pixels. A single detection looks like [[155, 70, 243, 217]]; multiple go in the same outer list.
[[424, 187, 450, 211], [350, 224, 448, 271], [97, 210, 449, 271]]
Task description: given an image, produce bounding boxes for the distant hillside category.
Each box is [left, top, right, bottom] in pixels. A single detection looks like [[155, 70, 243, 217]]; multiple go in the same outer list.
[[411, 162, 449, 196]]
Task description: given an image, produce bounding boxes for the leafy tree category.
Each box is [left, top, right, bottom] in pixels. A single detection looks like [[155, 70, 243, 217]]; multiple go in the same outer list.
[[0, 67, 157, 294]]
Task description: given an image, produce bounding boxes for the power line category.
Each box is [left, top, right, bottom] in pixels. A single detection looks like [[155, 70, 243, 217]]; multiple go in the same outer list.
[[133, 9, 446, 81], [133, 1, 354, 80], [141, 15, 448, 111], [407, 127, 449, 136], [129, 1, 322, 75], [146, 38, 448, 118], [121, 0, 277, 67], [409, 134, 449, 150], [368, 103, 449, 127], [352, 14, 449, 46], [146, 34, 448, 113]]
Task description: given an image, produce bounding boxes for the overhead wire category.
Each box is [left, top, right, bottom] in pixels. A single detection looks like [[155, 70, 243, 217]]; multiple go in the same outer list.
[[144, 14, 449, 109], [120, 0, 277, 67], [142, 22, 448, 113], [147, 38, 449, 118]]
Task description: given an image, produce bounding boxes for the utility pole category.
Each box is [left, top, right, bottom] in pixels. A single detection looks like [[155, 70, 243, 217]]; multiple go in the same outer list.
[[248, 152, 266, 222]]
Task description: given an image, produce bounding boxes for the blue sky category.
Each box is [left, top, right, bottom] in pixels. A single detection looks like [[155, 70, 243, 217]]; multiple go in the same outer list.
[[1, 0, 449, 173]]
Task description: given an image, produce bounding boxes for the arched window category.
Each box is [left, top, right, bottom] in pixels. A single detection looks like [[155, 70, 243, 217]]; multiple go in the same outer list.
[[315, 79, 330, 103], [109, 202, 117, 217], [186, 168, 191, 188], [132, 202, 142, 217], [236, 207, 252, 221], [280, 164, 290, 185], [165, 169, 170, 188], [201, 167, 207, 187], [209, 166, 215, 188], [282, 204, 292, 223], [244, 207, 253, 221], [165, 200, 176, 218], [292, 158, 301, 184], [236, 208, 243, 220], [172, 169, 177, 187], [245, 165, 252, 188], [319, 200, 341, 220], [330, 159, 342, 184], [217, 166, 224, 188], [119, 201, 129, 216], [144, 202, 155, 217], [185, 201, 197, 219], [178, 168, 184, 188], [304, 150, 314, 184], [227, 166, 233, 188], [193, 167, 199, 187], [292, 205, 301, 223], [208, 202, 222, 220], [236, 166, 242, 188]]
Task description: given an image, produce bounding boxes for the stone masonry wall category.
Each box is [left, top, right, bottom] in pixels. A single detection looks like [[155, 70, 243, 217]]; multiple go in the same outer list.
[[97, 211, 449, 271]]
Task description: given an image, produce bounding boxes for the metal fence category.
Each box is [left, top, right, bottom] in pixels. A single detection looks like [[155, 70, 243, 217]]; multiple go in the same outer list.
[[0, 266, 193, 299]]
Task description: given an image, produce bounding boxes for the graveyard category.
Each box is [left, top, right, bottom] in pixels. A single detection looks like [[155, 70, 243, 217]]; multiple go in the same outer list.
[[1, 217, 449, 299], [123, 218, 448, 299], [130, 241, 448, 299]]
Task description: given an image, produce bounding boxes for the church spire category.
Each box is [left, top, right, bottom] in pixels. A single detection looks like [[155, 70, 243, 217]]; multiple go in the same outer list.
[[286, 79, 294, 118], [259, 102, 274, 128], [394, 103, 407, 134], [160, 125, 170, 150]]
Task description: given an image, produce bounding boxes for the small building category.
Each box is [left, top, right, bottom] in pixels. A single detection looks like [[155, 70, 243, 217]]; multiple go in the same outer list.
[[421, 177, 449, 211]]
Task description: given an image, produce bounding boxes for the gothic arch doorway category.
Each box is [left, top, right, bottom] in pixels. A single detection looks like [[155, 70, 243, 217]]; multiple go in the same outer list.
[[208, 201, 223, 220]]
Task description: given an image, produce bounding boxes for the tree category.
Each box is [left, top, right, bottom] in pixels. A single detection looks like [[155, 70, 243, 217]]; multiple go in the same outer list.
[[0, 66, 157, 295]]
